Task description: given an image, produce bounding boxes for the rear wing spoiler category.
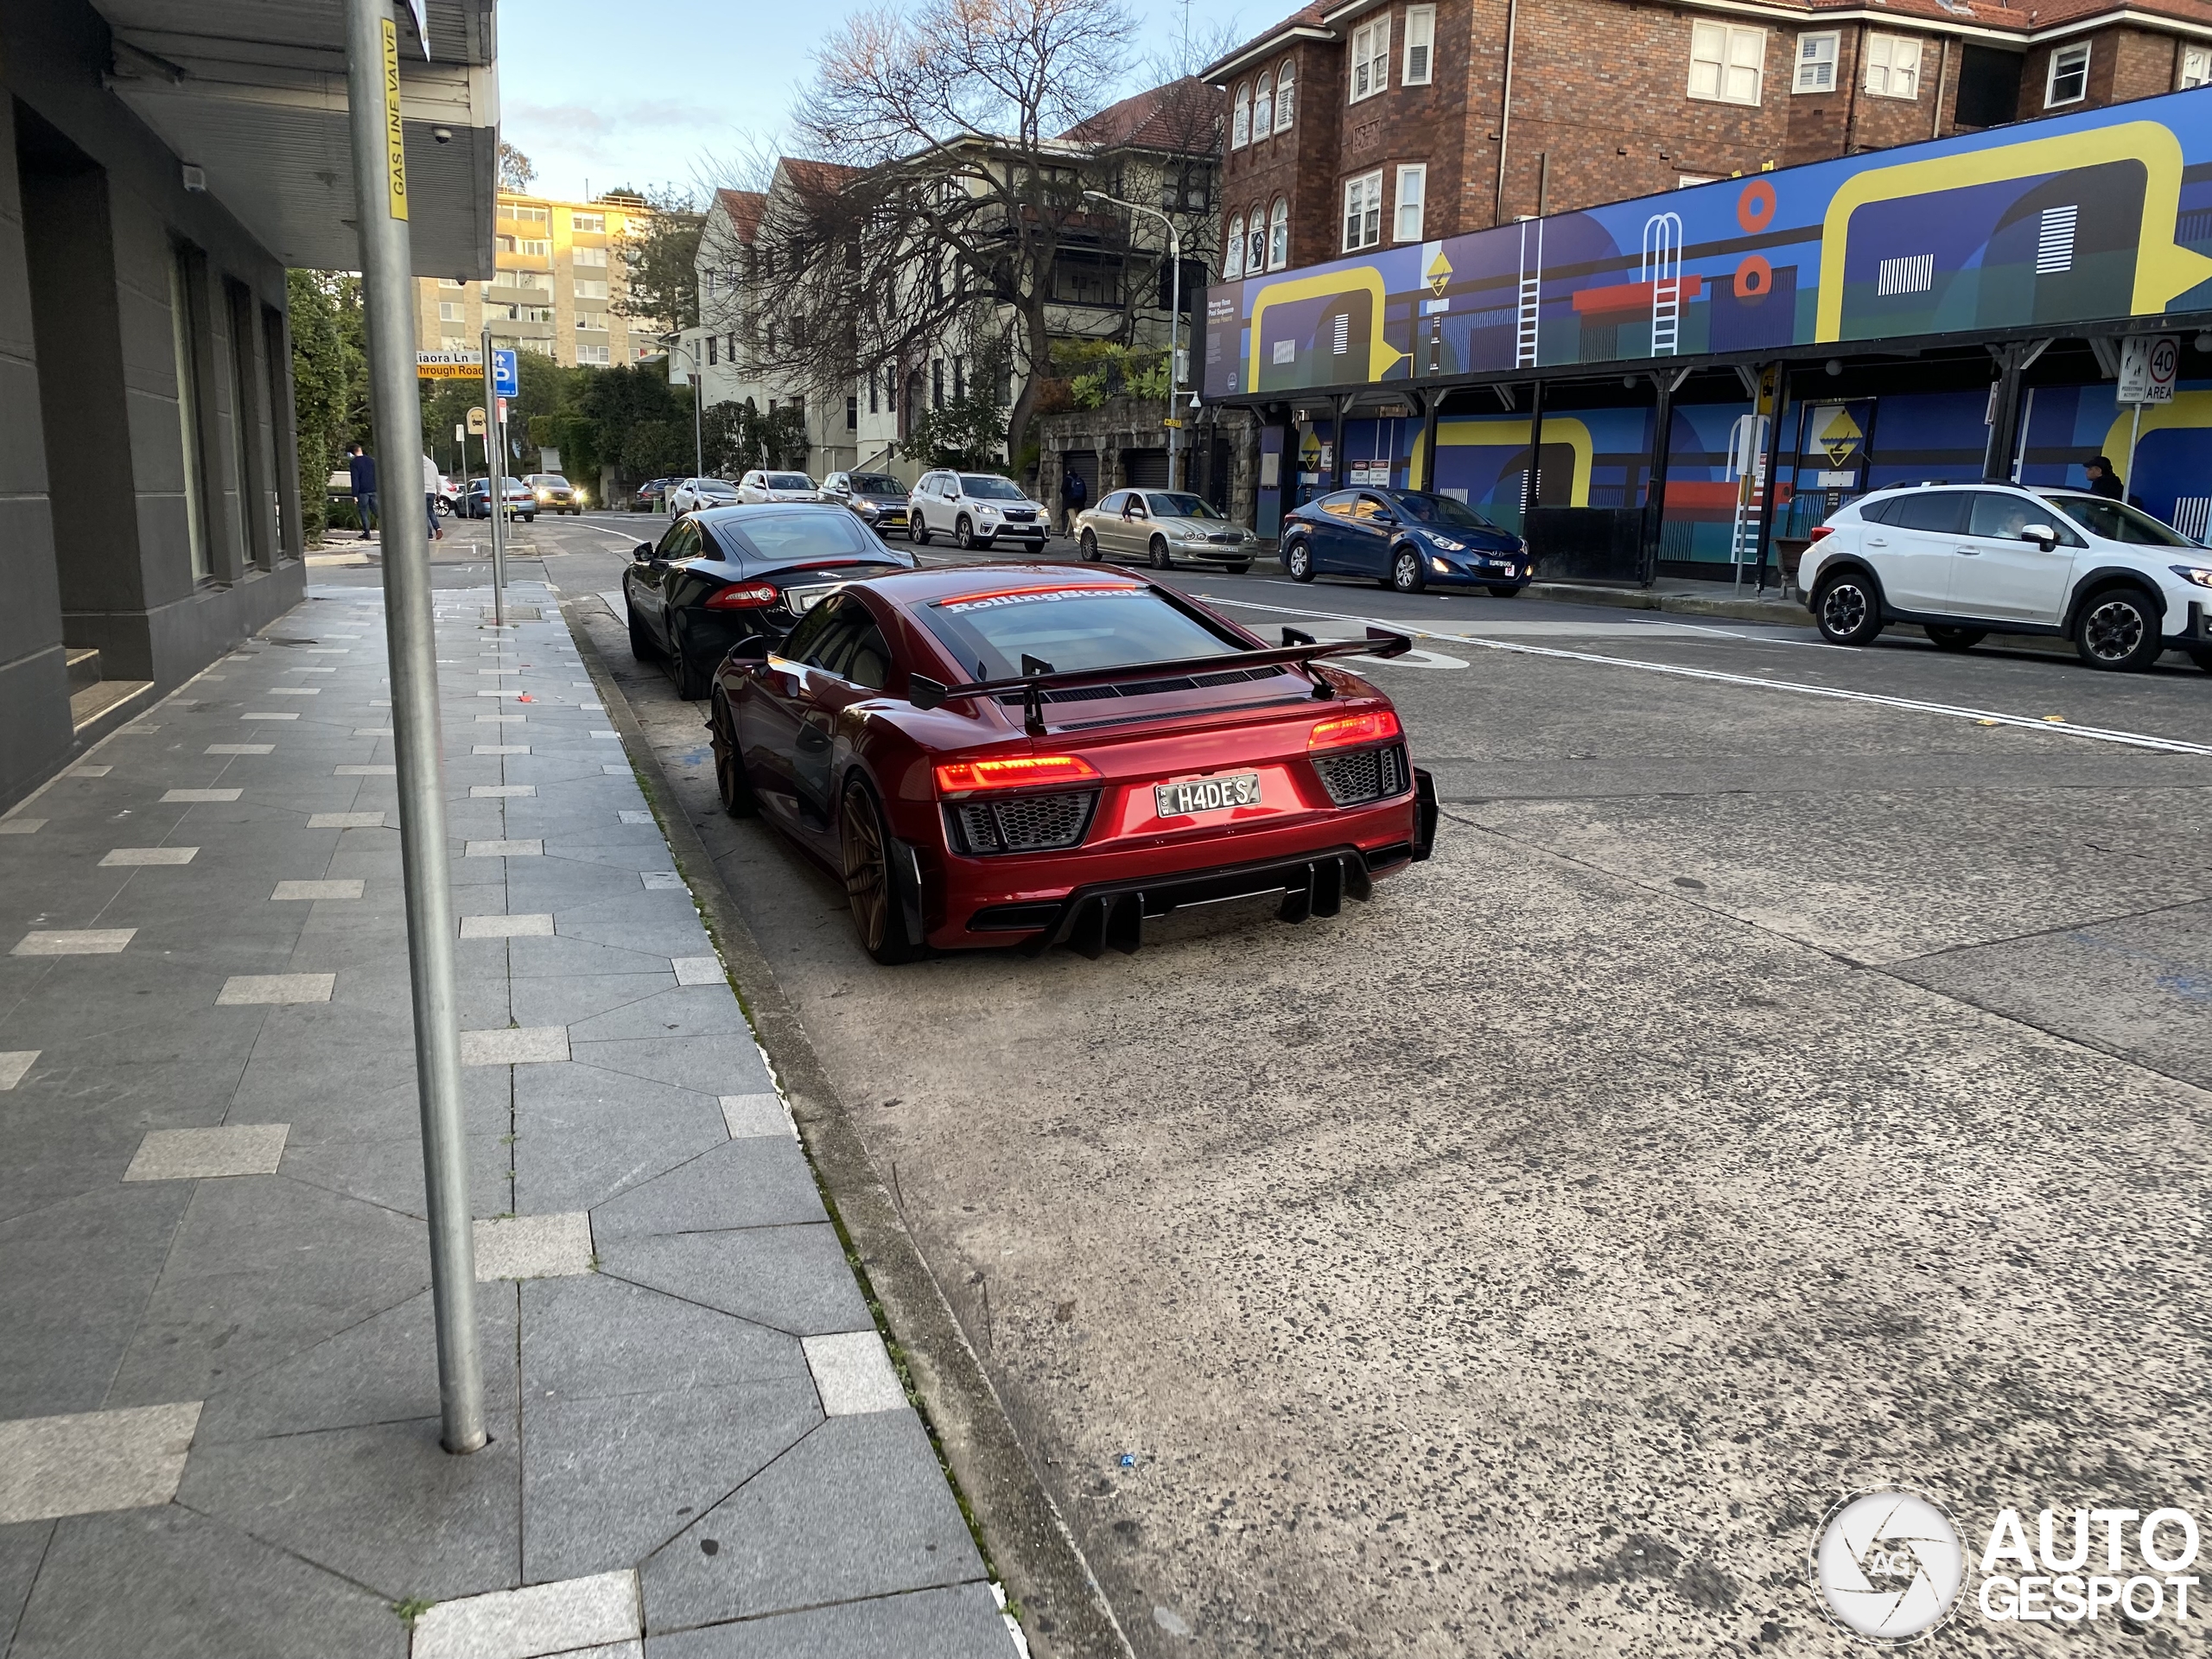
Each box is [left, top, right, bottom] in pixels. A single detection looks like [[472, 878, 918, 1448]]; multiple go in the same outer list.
[[909, 626, 1411, 736]]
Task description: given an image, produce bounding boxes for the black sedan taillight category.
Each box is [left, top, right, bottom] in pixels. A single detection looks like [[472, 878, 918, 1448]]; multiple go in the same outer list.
[[704, 582, 780, 611]]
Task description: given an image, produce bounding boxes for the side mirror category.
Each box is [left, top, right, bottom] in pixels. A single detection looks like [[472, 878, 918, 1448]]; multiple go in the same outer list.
[[1374, 513, 1396, 527], [2020, 523, 2059, 551], [632, 542, 656, 561]]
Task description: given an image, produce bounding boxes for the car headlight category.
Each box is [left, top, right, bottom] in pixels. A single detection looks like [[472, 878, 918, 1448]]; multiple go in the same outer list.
[[537, 490, 550, 500], [1424, 533, 1466, 552], [2171, 565, 2212, 588]]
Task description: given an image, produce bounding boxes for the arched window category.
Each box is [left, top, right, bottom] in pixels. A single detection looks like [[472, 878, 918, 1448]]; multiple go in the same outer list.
[[1268, 199, 1290, 269], [1224, 214, 1245, 278], [1277, 59, 1296, 128], [1247, 214, 1267, 276], [1254, 72, 1274, 139], [1231, 84, 1251, 148]]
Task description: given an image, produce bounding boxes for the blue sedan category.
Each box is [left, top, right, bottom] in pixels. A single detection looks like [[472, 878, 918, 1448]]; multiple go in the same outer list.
[[1280, 488, 1531, 595]]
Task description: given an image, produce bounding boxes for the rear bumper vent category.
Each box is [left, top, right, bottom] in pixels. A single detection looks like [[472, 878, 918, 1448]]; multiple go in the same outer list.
[[946, 791, 1097, 855], [1312, 742, 1409, 808]]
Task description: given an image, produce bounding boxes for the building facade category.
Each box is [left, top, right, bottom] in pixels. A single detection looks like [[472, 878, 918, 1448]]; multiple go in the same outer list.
[[414, 191, 657, 369]]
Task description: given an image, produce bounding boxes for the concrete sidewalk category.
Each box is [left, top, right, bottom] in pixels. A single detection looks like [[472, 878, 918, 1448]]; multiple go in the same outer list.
[[0, 579, 1016, 1657]]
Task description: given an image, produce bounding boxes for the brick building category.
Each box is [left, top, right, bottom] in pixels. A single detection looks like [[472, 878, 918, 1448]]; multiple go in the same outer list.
[[1206, 0, 2212, 280]]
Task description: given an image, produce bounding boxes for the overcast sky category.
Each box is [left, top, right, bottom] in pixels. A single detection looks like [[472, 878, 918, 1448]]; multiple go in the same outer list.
[[497, 0, 1260, 203]]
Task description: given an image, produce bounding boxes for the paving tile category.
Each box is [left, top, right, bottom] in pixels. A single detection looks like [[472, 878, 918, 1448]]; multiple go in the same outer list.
[[642, 1584, 1013, 1659], [0, 1402, 201, 1523], [0, 1051, 38, 1091], [0, 820, 44, 835], [603, 765, 629, 775], [520, 1275, 804, 1401], [590, 1138, 826, 1243], [801, 1332, 906, 1416], [513, 1069, 726, 1216], [99, 847, 199, 866], [568, 1035, 773, 1099], [717, 1094, 791, 1141], [334, 764, 396, 776], [639, 872, 684, 890], [468, 839, 544, 857], [8, 1504, 404, 1658], [461, 912, 556, 939], [461, 1027, 570, 1066], [412, 1569, 640, 1659], [671, 957, 722, 987], [124, 1124, 289, 1181], [162, 789, 242, 802], [471, 785, 537, 798], [358, 726, 396, 736], [308, 811, 385, 829], [0, 1518, 50, 1653], [205, 745, 272, 755], [272, 879, 365, 900], [266, 687, 319, 696], [475, 1212, 593, 1280], [217, 973, 335, 1006], [239, 712, 298, 721], [12, 930, 135, 957], [279, 1131, 512, 1222], [596, 1225, 868, 1338], [565, 986, 749, 1044], [618, 810, 654, 824], [639, 1414, 982, 1630], [476, 745, 531, 755]]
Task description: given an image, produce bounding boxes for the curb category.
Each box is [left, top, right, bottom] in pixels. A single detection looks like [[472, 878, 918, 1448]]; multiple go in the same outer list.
[[1521, 580, 1810, 626], [559, 601, 1132, 1659]]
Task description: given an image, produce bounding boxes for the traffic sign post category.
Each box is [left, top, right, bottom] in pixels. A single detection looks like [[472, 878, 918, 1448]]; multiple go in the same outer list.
[[480, 328, 507, 626], [493, 348, 518, 400], [2118, 334, 2178, 490], [416, 349, 483, 380]]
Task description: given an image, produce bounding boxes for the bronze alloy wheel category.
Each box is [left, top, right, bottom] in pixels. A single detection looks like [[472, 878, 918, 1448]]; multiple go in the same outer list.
[[839, 781, 918, 963]]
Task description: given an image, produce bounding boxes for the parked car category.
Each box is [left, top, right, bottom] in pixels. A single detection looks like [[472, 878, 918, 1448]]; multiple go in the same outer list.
[[906, 471, 1048, 550], [522, 473, 583, 514], [1279, 489, 1530, 595], [1802, 483, 2212, 671], [623, 503, 915, 699], [1076, 490, 1257, 572], [668, 478, 741, 515], [823, 471, 911, 536], [704, 566, 1436, 963], [435, 476, 464, 516], [462, 477, 537, 521], [737, 469, 823, 504], [632, 478, 675, 512]]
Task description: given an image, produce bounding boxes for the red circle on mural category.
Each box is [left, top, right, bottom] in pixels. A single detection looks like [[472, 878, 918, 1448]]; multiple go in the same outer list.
[[1738, 180, 1777, 233], [1734, 255, 1773, 298]]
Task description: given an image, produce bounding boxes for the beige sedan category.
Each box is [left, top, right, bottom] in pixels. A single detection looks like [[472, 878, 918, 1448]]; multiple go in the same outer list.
[[1074, 488, 1257, 571]]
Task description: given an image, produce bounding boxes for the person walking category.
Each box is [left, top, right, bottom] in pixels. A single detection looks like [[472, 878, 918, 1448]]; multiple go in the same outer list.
[[347, 442, 378, 540], [1058, 462, 1087, 537], [422, 452, 444, 541], [2084, 455, 2124, 500]]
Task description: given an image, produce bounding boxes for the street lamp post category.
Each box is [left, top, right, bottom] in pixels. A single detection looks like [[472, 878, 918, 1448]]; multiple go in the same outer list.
[[666, 334, 704, 479], [1084, 190, 1184, 490]]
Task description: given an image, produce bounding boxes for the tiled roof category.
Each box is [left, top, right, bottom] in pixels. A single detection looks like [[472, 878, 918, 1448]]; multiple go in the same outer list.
[[1058, 78, 1224, 151], [780, 158, 864, 200], [714, 188, 766, 241]]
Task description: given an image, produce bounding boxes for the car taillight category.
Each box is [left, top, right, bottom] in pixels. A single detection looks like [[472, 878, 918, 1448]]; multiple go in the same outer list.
[[934, 755, 1102, 796], [1308, 709, 1402, 751], [1808, 524, 1834, 543], [704, 582, 780, 610]]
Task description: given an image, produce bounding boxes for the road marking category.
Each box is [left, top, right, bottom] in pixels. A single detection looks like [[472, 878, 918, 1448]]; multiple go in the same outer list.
[[1196, 593, 2212, 759]]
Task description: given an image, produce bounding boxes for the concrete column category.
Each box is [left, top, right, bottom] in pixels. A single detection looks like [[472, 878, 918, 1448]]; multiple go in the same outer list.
[[264, 303, 305, 562]]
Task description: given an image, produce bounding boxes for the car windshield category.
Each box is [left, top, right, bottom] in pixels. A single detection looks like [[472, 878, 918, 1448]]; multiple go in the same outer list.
[[2043, 493, 2200, 547], [917, 585, 1243, 680], [714, 510, 887, 566], [541, 476, 569, 488], [697, 480, 735, 492], [1146, 493, 1223, 519], [959, 475, 1027, 500], [1397, 493, 1500, 531], [765, 474, 814, 490], [851, 474, 903, 495]]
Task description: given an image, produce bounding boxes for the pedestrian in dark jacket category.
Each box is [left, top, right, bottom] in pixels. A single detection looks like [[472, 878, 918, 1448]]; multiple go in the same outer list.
[[1059, 466, 1087, 536], [347, 443, 379, 538], [2083, 455, 2123, 500]]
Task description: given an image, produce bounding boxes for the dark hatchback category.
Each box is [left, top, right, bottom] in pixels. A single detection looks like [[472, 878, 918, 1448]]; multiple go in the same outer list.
[[823, 471, 911, 535], [1280, 488, 1531, 595], [623, 504, 915, 698]]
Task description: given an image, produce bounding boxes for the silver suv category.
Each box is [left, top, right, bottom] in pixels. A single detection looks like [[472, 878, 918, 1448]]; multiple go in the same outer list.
[[906, 471, 1048, 550], [1802, 483, 2212, 672]]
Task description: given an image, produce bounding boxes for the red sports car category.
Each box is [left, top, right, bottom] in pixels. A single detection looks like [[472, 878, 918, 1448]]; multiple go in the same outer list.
[[704, 565, 1437, 962]]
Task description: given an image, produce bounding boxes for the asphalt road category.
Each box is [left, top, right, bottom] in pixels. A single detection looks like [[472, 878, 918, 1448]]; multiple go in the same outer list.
[[335, 512, 2212, 1656]]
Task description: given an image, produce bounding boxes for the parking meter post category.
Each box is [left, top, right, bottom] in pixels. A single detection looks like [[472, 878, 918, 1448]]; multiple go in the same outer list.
[[343, 0, 486, 1455], [480, 324, 505, 627]]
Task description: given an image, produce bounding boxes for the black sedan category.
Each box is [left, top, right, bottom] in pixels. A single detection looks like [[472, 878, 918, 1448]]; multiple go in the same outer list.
[[1280, 488, 1531, 595], [623, 503, 915, 699]]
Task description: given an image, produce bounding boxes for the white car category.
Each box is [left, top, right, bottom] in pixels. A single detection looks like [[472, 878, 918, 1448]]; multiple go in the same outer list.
[[667, 477, 740, 515], [736, 469, 823, 504], [1802, 483, 2212, 672], [906, 470, 1049, 550]]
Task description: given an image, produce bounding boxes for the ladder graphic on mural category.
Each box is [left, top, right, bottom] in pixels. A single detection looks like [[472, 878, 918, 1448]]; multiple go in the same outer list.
[[1515, 219, 1544, 367], [1642, 213, 1684, 357]]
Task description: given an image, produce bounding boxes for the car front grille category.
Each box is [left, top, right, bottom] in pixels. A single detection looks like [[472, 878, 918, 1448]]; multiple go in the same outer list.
[[946, 791, 1097, 855], [1001, 509, 1037, 523], [1312, 743, 1409, 807], [1206, 532, 1242, 544]]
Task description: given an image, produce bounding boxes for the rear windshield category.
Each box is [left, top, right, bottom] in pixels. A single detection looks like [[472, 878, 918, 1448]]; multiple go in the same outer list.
[[711, 511, 890, 566], [850, 474, 903, 494], [2045, 493, 2199, 547], [765, 473, 814, 490], [540, 476, 569, 488], [1398, 493, 1499, 531], [960, 475, 1027, 500], [918, 586, 1244, 680]]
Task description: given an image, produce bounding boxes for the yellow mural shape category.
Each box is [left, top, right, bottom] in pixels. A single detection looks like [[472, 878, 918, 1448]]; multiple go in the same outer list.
[[1426, 250, 1453, 296], [1247, 267, 1408, 390], [1413, 418, 1596, 505], [2099, 389, 2212, 483]]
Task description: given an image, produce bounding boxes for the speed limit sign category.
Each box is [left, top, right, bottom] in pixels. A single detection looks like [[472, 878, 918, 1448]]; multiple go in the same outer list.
[[2118, 335, 2178, 404]]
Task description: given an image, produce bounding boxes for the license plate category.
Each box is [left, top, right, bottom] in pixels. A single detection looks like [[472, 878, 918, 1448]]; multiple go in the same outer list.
[[783, 584, 837, 613], [1154, 772, 1262, 817]]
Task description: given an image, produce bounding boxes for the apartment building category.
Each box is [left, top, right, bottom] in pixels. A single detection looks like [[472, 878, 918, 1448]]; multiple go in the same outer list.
[[1207, 0, 2212, 279], [414, 191, 657, 368]]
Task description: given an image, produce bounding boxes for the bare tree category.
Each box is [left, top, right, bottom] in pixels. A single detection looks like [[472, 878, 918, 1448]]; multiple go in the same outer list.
[[498, 142, 536, 194]]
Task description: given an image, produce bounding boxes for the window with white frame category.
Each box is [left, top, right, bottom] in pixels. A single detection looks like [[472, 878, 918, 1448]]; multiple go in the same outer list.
[[1689, 22, 1765, 105], [570, 211, 605, 233], [1269, 199, 1289, 269], [519, 238, 550, 257], [1351, 16, 1392, 100], [1792, 31, 1838, 92], [1232, 82, 1251, 146], [1677, 173, 1720, 187], [1225, 214, 1246, 278], [1277, 58, 1296, 126], [503, 203, 549, 225], [578, 343, 609, 365], [1255, 71, 1274, 138], [1403, 6, 1436, 85], [574, 278, 608, 299], [1247, 216, 1267, 274], [2046, 41, 2089, 105], [1344, 170, 1385, 251], [1394, 165, 1427, 241], [572, 245, 608, 267], [2184, 46, 2212, 87], [438, 302, 464, 321], [1864, 33, 1923, 98]]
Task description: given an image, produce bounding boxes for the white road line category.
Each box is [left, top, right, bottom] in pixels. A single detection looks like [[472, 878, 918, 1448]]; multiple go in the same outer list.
[[1194, 593, 2212, 759]]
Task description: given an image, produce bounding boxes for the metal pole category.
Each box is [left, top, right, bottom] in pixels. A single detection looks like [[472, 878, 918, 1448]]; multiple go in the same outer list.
[[1167, 224, 1182, 491], [480, 324, 505, 627], [344, 0, 485, 1453]]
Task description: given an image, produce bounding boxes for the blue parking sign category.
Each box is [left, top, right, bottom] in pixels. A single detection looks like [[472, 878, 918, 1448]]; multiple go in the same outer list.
[[493, 349, 518, 399]]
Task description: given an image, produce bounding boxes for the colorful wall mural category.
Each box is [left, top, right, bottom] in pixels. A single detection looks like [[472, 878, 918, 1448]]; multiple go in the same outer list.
[[1202, 87, 2212, 399]]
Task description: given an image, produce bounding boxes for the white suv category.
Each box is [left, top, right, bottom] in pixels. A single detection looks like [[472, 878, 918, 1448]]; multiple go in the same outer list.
[[907, 471, 1048, 550], [737, 469, 822, 504], [1802, 483, 2212, 672]]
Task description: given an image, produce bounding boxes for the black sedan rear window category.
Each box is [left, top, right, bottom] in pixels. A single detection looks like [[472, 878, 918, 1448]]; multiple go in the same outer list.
[[918, 585, 1244, 679], [711, 512, 887, 565]]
